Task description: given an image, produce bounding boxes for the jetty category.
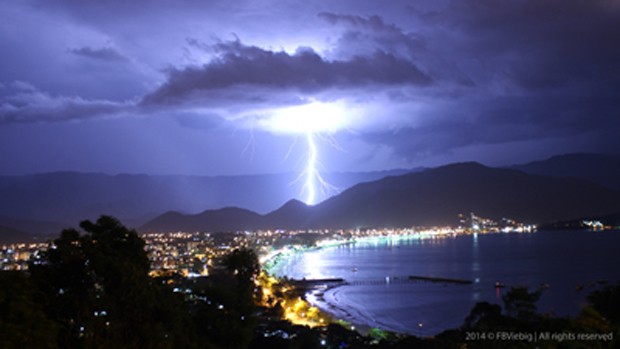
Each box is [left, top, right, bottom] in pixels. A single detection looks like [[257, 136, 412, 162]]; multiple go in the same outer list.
[[348, 275, 473, 286], [408, 275, 473, 284], [289, 275, 472, 290], [289, 278, 346, 291]]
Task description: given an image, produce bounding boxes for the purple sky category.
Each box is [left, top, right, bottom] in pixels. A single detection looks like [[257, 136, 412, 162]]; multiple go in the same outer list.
[[1, 0, 619, 176]]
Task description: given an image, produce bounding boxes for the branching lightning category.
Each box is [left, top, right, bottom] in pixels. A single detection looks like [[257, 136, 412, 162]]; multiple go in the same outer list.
[[259, 100, 350, 205], [304, 133, 318, 205], [298, 132, 338, 205]]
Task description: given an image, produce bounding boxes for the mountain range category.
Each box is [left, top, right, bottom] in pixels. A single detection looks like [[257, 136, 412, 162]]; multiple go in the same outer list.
[[510, 153, 620, 192], [1, 153, 619, 241], [0, 169, 411, 230], [140, 161, 620, 232]]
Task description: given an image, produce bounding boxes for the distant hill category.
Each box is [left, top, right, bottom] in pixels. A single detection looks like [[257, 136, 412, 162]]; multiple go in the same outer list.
[[0, 169, 413, 225], [538, 211, 620, 230], [0, 216, 73, 244], [510, 153, 620, 192], [141, 162, 620, 232], [0, 216, 69, 237], [143, 207, 263, 232], [0, 225, 37, 244]]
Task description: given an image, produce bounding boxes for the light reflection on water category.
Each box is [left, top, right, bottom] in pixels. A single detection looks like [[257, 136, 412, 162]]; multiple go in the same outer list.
[[272, 230, 620, 335]]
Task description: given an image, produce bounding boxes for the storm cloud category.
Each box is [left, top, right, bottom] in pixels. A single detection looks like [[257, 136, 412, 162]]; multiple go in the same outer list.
[[143, 40, 432, 106], [0, 82, 132, 124], [0, 0, 619, 176]]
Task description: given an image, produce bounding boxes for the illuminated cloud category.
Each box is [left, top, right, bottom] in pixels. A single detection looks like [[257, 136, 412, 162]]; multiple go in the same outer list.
[[0, 0, 619, 176], [142, 40, 431, 104]]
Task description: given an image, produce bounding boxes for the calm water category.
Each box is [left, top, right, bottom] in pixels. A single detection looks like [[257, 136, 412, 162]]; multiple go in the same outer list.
[[271, 230, 620, 335]]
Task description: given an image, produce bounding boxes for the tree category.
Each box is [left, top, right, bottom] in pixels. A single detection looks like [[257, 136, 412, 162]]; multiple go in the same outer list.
[[502, 287, 541, 322], [29, 216, 196, 349], [462, 301, 503, 330], [0, 271, 59, 349], [223, 248, 260, 292], [190, 248, 260, 349], [587, 280, 620, 326]]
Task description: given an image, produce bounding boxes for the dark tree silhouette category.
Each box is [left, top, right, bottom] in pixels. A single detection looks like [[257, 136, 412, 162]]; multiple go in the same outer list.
[[588, 280, 620, 326], [29, 216, 196, 349], [0, 271, 59, 349], [502, 287, 541, 322], [462, 301, 503, 330], [222, 247, 260, 292], [190, 247, 260, 349]]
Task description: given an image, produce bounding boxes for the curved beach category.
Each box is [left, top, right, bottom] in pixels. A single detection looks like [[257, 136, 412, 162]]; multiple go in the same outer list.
[[308, 284, 414, 334], [266, 230, 620, 336]]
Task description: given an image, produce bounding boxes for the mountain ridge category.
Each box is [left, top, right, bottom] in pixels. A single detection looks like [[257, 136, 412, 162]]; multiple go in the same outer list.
[[0, 169, 414, 224], [2, 154, 619, 240], [510, 153, 620, 192], [140, 161, 620, 232]]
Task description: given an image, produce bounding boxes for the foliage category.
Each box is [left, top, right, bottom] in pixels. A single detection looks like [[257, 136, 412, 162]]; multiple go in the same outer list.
[[460, 285, 620, 349], [588, 280, 620, 325], [28, 216, 197, 349], [0, 271, 59, 349], [223, 247, 260, 297], [462, 301, 503, 330], [501, 286, 542, 322], [191, 247, 262, 348]]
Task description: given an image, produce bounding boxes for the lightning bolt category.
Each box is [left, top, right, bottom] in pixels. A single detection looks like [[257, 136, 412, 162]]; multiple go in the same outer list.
[[305, 133, 318, 205], [299, 132, 338, 205]]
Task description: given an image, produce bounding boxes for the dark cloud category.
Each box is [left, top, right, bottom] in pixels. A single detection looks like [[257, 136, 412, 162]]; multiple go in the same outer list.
[[69, 46, 128, 62], [324, 0, 620, 161], [413, 0, 620, 90], [0, 82, 130, 124], [2, 0, 620, 175], [318, 12, 426, 58], [365, 91, 620, 162], [142, 39, 432, 106]]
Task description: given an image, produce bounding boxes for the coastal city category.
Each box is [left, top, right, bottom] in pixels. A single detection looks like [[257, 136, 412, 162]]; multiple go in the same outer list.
[[1, 212, 538, 274], [1, 210, 618, 348], [0, 212, 540, 334]]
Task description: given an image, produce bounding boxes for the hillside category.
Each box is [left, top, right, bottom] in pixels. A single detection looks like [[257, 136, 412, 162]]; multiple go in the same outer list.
[[0, 225, 36, 244], [0, 169, 412, 225], [511, 153, 620, 192], [141, 162, 620, 232]]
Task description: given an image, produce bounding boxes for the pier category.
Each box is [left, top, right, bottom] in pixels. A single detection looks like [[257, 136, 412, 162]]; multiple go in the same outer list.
[[408, 275, 473, 285], [290, 278, 346, 291], [290, 275, 473, 290], [345, 275, 474, 286]]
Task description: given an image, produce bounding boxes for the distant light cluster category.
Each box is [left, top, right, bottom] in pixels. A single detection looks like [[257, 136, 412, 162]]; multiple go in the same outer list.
[[1, 213, 534, 272]]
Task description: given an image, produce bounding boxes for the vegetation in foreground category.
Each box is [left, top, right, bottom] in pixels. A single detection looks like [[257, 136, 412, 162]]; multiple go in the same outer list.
[[1, 216, 619, 348]]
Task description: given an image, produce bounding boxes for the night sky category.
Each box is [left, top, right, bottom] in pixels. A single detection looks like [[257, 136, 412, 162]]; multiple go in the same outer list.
[[1, 0, 619, 176]]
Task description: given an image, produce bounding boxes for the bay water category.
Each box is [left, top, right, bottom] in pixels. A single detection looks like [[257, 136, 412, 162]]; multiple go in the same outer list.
[[271, 230, 620, 335]]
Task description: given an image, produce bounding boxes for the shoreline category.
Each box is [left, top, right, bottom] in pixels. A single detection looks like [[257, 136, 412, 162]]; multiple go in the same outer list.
[[261, 230, 560, 336], [261, 236, 422, 335], [261, 229, 620, 337], [262, 232, 471, 336], [263, 232, 428, 275], [306, 283, 415, 336]]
